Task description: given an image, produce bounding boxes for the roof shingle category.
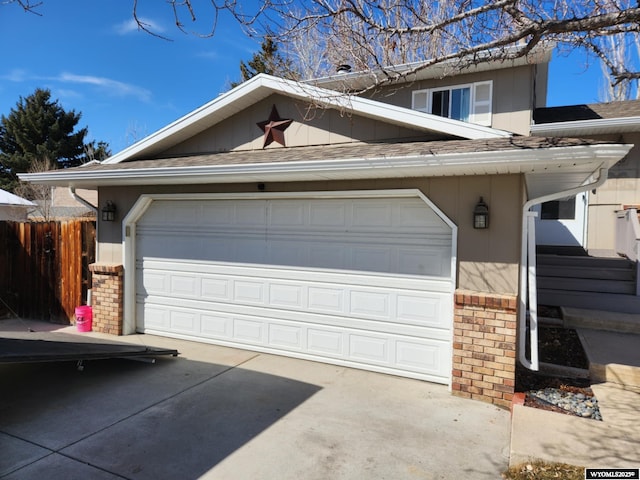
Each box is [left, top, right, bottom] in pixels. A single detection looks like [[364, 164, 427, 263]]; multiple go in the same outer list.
[[76, 136, 609, 172], [534, 100, 640, 124]]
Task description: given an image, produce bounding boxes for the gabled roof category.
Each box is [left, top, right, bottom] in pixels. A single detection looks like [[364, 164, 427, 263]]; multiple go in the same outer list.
[[103, 74, 510, 165], [532, 100, 640, 136]]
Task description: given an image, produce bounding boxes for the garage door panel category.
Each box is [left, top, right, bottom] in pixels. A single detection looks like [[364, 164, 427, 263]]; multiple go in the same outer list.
[[201, 313, 232, 337], [170, 310, 199, 333], [233, 280, 265, 304], [308, 203, 346, 226], [171, 275, 199, 297], [307, 286, 345, 314], [351, 246, 392, 273], [135, 195, 454, 383], [140, 300, 450, 379], [269, 203, 305, 226], [349, 334, 389, 363], [234, 318, 264, 342], [352, 202, 392, 228], [137, 229, 451, 277], [139, 294, 451, 341], [349, 290, 390, 319], [269, 324, 303, 349], [138, 263, 451, 329], [269, 283, 305, 308], [138, 259, 453, 292], [235, 202, 267, 225], [137, 197, 451, 279], [396, 340, 446, 373], [138, 303, 169, 330], [201, 277, 231, 301], [307, 329, 344, 356], [398, 247, 451, 277]]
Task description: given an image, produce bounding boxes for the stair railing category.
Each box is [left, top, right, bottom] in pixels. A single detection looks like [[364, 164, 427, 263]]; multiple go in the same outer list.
[[615, 207, 640, 296]]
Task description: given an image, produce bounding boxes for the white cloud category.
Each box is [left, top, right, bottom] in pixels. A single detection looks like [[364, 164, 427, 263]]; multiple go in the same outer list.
[[2, 69, 28, 82], [114, 18, 165, 35], [58, 72, 152, 102], [195, 51, 219, 60], [54, 88, 83, 101]]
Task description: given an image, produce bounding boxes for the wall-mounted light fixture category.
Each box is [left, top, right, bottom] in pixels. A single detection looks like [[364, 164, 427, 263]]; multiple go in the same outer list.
[[101, 201, 116, 222], [473, 197, 489, 229]]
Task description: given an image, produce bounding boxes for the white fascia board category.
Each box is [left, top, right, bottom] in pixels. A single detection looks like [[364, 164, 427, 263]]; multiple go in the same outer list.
[[20, 143, 632, 188], [103, 74, 509, 165], [531, 116, 640, 136]]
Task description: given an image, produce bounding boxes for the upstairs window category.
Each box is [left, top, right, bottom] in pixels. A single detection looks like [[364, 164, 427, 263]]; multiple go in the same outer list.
[[412, 81, 493, 126]]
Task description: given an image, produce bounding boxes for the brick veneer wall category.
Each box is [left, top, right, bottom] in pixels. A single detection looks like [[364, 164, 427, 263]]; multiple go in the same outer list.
[[89, 263, 124, 335], [452, 289, 518, 408]]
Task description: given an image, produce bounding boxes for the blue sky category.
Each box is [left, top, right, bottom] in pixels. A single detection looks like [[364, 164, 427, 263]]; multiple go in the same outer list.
[[1, 1, 607, 154]]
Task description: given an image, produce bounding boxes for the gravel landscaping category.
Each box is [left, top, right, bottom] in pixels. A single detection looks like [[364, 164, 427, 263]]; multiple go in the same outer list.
[[516, 313, 603, 421]]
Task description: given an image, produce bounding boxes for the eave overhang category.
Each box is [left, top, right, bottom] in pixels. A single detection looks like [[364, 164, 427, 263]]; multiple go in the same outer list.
[[20, 142, 632, 200], [531, 117, 640, 137]]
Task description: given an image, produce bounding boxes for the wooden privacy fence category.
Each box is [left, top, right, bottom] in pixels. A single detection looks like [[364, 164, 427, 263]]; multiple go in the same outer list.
[[0, 220, 96, 323]]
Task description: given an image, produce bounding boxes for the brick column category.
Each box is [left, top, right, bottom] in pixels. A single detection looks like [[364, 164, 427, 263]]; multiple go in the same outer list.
[[89, 263, 124, 335], [452, 289, 517, 408]]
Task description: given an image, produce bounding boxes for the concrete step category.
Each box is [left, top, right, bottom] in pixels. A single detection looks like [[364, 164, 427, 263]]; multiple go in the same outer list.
[[539, 289, 640, 314], [561, 307, 640, 333], [537, 276, 636, 294], [537, 254, 635, 270], [577, 327, 640, 388], [536, 254, 638, 307], [537, 264, 636, 281]]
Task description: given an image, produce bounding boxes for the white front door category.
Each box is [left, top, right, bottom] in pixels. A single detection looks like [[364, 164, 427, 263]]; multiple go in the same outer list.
[[534, 193, 588, 246]]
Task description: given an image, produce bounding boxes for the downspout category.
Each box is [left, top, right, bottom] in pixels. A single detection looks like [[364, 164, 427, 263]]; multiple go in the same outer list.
[[69, 186, 98, 215], [519, 167, 609, 371]]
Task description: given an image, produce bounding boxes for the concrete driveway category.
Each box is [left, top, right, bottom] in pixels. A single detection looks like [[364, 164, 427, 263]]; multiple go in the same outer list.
[[0, 321, 510, 479]]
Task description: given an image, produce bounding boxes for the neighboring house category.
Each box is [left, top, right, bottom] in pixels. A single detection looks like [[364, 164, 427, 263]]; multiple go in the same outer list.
[[20, 48, 633, 407], [532, 101, 640, 255], [28, 186, 97, 221], [0, 189, 35, 221]]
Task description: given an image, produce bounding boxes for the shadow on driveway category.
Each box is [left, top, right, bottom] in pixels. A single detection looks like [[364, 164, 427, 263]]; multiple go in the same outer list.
[[0, 319, 511, 480], [0, 355, 321, 479]]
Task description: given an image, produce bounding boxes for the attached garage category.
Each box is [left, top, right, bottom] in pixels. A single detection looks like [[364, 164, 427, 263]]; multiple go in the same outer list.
[[126, 190, 457, 384], [21, 74, 634, 407]]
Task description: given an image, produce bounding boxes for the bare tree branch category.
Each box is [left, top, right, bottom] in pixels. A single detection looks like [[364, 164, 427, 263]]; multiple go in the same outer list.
[[128, 1, 640, 97], [4, 0, 42, 13]]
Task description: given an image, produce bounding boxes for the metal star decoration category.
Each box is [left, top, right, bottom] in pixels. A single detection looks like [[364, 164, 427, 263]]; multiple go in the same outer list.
[[256, 105, 293, 148]]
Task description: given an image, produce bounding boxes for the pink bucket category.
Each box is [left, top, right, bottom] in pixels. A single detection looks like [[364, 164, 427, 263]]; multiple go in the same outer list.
[[75, 305, 93, 332]]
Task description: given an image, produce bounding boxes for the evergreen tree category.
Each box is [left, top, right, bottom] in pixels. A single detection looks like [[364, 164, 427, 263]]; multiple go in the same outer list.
[[0, 88, 90, 192], [231, 37, 299, 87]]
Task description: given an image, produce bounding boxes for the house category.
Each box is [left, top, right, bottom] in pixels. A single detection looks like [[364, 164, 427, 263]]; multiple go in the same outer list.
[[529, 101, 640, 313], [20, 47, 633, 407], [532, 100, 640, 254], [0, 188, 34, 221], [25, 186, 97, 221]]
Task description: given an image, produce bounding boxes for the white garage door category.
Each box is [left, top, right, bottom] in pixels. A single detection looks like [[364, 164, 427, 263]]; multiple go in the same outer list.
[[133, 192, 455, 383]]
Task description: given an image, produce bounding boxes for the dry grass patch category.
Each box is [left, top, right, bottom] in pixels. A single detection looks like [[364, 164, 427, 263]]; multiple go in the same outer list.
[[502, 460, 585, 479]]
